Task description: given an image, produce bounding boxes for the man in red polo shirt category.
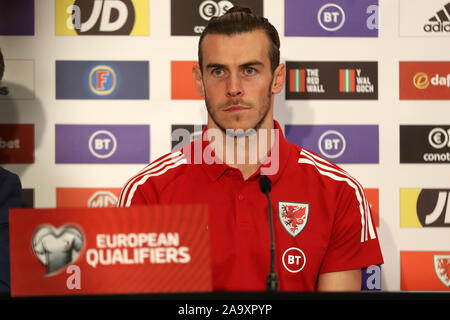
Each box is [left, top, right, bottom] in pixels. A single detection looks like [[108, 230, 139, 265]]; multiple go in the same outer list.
[[118, 6, 383, 291]]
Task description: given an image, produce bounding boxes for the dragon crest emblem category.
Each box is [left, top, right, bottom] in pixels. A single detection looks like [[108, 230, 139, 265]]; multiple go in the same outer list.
[[278, 201, 309, 237]]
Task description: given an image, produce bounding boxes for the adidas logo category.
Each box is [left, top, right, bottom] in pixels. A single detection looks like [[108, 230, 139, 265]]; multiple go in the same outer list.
[[424, 2, 450, 32]]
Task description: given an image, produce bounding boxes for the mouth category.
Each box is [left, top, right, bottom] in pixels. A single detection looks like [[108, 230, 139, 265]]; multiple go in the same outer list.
[[223, 104, 251, 112]]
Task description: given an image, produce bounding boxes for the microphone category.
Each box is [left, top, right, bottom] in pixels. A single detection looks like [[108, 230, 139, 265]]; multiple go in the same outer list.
[[259, 176, 278, 292]]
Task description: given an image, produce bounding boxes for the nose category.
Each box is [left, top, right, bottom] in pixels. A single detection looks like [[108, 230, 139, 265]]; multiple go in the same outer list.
[[226, 73, 243, 98]]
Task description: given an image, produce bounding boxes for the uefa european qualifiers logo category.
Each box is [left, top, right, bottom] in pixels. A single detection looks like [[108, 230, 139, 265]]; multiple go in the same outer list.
[[32, 224, 84, 289], [286, 62, 377, 100]]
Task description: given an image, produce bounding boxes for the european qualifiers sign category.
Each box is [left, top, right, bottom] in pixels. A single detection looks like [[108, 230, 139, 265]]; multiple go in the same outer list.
[[286, 61, 378, 100]]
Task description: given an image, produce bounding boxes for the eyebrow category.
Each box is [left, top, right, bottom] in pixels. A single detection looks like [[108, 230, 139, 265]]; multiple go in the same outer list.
[[205, 61, 264, 70]]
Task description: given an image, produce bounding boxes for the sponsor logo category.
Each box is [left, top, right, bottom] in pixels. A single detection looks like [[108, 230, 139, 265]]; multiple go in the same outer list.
[[278, 201, 309, 237], [318, 130, 346, 159], [434, 255, 450, 287], [88, 65, 116, 95], [361, 265, 381, 290], [286, 61, 377, 100], [55, 124, 150, 164], [55, 0, 149, 35], [0, 124, 34, 164], [285, 125, 379, 164], [88, 130, 117, 159], [0, 0, 34, 35], [399, 0, 450, 37], [0, 60, 35, 100], [171, 124, 205, 151], [282, 247, 306, 273], [171, 0, 263, 36], [171, 61, 204, 100], [400, 62, 450, 99], [32, 224, 84, 277], [285, 0, 378, 37], [425, 2, 450, 33], [317, 3, 346, 32], [401, 251, 450, 290], [55, 61, 149, 100], [57, 188, 121, 208], [401, 188, 450, 227], [400, 125, 450, 163]]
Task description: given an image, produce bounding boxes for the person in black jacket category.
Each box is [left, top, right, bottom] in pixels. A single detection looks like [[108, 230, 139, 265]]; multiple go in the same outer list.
[[0, 167, 22, 292], [0, 49, 23, 293]]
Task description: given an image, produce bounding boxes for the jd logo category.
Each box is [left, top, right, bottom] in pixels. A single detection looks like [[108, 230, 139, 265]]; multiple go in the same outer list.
[[417, 189, 450, 226], [68, 0, 135, 35]]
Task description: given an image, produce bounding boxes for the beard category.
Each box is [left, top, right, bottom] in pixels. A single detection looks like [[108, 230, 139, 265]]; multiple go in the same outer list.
[[204, 79, 273, 138]]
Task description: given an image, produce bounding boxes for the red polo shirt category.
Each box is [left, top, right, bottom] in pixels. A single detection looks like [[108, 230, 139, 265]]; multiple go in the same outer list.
[[118, 121, 383, 291]]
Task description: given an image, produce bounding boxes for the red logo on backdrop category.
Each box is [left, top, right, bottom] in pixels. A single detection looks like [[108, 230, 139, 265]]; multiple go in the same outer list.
[[365, 188, 379, 228], [400, 61, 450, 100], [0, 124, 34, 163], [171, 61, 204, 100], [434, 255, 450, 287], [56, 188, 121, 208], [401, 251, 450, 291], [9, 205, 212, 296]]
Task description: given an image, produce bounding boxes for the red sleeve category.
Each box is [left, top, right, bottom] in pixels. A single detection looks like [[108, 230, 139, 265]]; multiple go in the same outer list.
[[117, 177, 159, 207], [319, 185, 383, 274]]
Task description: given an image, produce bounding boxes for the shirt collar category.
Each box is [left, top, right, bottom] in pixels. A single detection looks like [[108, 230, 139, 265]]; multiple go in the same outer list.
[[191, 120, 291, 183]]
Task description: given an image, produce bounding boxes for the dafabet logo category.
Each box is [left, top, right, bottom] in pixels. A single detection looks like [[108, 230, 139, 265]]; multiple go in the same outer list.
[[400, 62, 450, 99]]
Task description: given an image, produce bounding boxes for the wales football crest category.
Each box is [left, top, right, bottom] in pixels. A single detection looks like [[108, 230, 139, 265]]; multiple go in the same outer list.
[[278, 201, 309, 237], [434, 255, 450, 287]]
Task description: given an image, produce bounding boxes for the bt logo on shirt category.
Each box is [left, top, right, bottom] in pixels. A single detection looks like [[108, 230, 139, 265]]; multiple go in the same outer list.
[[282, 247, 306, 273]]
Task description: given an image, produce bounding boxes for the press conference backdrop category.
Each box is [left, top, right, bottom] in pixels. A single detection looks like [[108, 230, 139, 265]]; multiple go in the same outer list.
[[1, 0, 450, 292]]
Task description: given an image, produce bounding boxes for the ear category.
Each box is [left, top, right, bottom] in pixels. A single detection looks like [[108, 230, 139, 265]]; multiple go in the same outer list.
[[271, 64, 286, 94], [192, 64, 205, 97]]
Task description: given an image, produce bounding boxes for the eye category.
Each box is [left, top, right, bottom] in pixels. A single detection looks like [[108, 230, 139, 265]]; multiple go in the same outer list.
[[244, 67, 256, 75], [212, 68, 224, 77]]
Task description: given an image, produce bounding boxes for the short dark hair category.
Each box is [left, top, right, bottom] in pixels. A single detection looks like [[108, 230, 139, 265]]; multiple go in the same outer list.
[[198, 6, 280, 74], [0, 49, 4, 80]]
